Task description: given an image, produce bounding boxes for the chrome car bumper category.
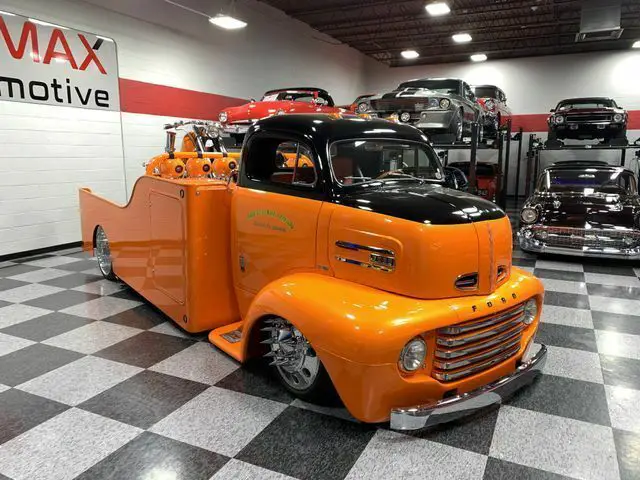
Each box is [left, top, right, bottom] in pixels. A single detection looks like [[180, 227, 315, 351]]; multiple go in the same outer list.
[[518, 232, 640, 260], [390, 344, 547, 431], [222, 123, 251, 135]]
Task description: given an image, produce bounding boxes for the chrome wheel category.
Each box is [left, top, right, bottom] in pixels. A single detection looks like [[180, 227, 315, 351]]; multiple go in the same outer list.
[[263, 318, 320, 391], [95, 226, 115, 279]]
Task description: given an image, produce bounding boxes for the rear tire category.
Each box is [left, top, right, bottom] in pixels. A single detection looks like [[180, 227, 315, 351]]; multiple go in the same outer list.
[[94, 225, 117, 281], [262, 317, 338, 404], [448, 110, 464, 142]]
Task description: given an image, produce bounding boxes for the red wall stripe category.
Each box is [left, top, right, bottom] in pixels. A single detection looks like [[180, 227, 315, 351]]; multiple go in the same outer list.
[[119, 78, 246, 120], [118, 78, 640, 132]]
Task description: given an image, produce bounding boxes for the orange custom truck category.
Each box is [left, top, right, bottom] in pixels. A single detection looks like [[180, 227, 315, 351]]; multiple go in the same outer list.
[[79, 114, 546, 430]]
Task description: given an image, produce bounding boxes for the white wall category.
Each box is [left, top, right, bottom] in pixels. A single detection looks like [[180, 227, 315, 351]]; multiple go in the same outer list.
[[0, 0, 375, 256]]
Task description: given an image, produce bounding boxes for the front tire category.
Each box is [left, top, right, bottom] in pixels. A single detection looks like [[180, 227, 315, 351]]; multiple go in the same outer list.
[[95, 225, 117, 281], [262, 317, 337, 404], [448, 110, 464, 142]]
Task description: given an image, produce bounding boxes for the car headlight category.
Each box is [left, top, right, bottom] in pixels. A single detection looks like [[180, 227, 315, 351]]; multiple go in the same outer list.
[[400, 111, 411, 122], [613, 113, 624, 123], [218, 111, 228, 123], [276, 109, 286, 115], [439, 98, 451, 109], [428, 98, 439, 108], [485, 100, 495, 110], [523, 298, 538, 325], [399, 337, 426, 372], [521, 207, 538, 224], [357, 102, 370, 113], [554, 115, 564, 124]]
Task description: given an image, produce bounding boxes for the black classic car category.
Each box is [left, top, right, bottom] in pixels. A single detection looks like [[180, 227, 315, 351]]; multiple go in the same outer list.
[[547, 97, 628, 146], [518, 161, 640, 259], [358, 78, 484, 143]]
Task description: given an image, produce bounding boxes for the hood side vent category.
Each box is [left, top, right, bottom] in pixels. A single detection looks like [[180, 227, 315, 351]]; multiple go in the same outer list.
[[575, 0, 623, 43], [455, 272, 479, 291]]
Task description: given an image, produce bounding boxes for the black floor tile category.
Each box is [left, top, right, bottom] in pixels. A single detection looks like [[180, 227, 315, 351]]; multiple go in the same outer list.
[[543, 291, 590, 310], [483, 457, 572, 480], [582, 263, 638, 277], [592, 311, 640, 336], [513, 258, 536, 268], [0, 300, 11, 310], [79, 370, 208, 429], [56, 259, 99, 272], [587, 283, 640, 301], [24, 290, 101, 311], [535, 322, 598, 352], [94, 331, 196, 368], [215, 360, 296, 405], [101, 304, 167, 330], [0, 344, 83, 386], [600, 355, 640, 390], [613, 428, 640, 480], [237, 406, 376, 480], [0, 312, 95, 342], [0, 263, 41, 278], [75, 432, 229, 480], [404, 404, 500, 455], [40, 272, 103, 289], [506, 374, 610, 426], [109, 288, 145, 302], [0, 389, 69, 445], [534, 268, 585, 282], [0, 278, 29, 292]]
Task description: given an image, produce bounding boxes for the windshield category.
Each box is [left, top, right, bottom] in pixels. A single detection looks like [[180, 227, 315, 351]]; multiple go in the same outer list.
[[557, 99, 613, 110], [449, 163, 496, 177], [330, 139, 444, 186], [262, 91, 333, 106], [538, 168, 635, 194], [473, 87, 498, 99], [396, 79, 461, 95]]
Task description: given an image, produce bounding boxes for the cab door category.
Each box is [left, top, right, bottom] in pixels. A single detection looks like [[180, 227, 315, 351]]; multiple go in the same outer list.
[[231, 134, 325, 311]]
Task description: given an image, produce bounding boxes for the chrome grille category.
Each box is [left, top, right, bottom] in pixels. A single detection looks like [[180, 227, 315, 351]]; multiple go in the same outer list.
[[369, 98, 424, 112], [433, 304, 525, 382], [565, 113, 612, 123], [533, 226, 640, 250]]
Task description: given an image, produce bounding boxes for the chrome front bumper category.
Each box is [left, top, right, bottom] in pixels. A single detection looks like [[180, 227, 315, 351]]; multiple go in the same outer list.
[[414, 110, 455, 130], [390, 344, 547, 431], [222, 123, 251, 135], [518, 233, 640, 260]]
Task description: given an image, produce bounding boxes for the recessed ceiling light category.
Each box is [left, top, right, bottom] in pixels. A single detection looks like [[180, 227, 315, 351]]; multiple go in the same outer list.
[[209, 14, 247, 30], [632, 40, 640, 48], [470, 53, 488, 62], [401, 50, 420, 59], [425, 2, 450, 16], [452, 33, 472, 43]]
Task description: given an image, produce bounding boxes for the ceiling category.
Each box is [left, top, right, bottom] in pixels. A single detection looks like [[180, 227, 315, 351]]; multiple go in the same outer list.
[[258, 0, 640, 66]]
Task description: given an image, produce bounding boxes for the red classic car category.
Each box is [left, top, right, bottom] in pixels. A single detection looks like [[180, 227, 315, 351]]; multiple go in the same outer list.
[[340, 94, 375, 113], [472, 85, 512, 138], [219, 87, 345, 143], [448, 161, 500, 202]]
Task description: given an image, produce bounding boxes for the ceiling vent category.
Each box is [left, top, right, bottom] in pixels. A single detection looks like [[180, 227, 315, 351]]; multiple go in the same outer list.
[[575, 0, 623, 42]]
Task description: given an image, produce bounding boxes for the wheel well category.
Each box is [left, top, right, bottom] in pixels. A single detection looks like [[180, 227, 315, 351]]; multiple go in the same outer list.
[[91, 225, 101, 249], [245, 314, 277, 359]]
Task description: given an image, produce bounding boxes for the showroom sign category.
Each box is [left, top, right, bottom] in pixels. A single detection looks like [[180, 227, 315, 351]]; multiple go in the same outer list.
[[0, 11, 119, 110]]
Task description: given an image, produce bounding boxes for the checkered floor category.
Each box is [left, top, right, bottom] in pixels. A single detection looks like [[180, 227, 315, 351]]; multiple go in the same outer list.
[[1, 235, 639, 480]]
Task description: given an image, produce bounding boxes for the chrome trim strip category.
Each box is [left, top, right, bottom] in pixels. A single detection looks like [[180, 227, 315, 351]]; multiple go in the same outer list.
[[436, 315, 524, 347], [518, 231, 640, 260], [335, 241, 395, 257], [454, 272, 478, 291], [432, 343, 521, 381], [433, 336, 523, 370], [438, 305, 525, 335], [435, 326, 525, 359], [390, 344, 547, 430], [334, 255, 393, 273]]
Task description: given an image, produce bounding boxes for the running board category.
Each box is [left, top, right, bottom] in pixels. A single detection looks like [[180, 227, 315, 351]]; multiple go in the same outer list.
[[209, 321, 245, 361]]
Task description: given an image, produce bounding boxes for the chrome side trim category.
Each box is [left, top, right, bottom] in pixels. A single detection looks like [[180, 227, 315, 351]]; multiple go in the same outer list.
[[390, 344, 547, 431], [335, 241, 395, 256], [335, 255, 393, 273]]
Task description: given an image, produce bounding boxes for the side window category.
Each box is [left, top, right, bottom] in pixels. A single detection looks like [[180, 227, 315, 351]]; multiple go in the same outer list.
[[244, 137, 317, 189], [464, 83, 474, 101]]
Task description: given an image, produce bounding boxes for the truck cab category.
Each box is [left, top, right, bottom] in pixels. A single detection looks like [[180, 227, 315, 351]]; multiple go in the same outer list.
[[79, 113, 546, 430]]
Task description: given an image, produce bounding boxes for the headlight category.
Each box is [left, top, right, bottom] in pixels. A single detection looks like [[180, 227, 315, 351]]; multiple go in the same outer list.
[[554, 115, 564, 124], [400, 111, 411, 122], [357, 102, 370, 113], [521, 207, 538, 224], [428, 98, 439, 108], [276, 109, 286, 115], [485, 100, 495, 110], [439, 98, 451, 109], [613, 113, 624, 123], [399, 337, 426, 372], [207, 124, 221, 138], [523, 299, 538, 325], [218, 111, 228, 123]]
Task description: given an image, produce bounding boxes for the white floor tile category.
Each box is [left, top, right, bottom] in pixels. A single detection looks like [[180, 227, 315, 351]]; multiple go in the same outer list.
[[490, 405, 618, 480], [23, 256, 80, 268], [540, 278, 587, 295], [17, 356, 142, 406], [150, 386, 286, 457], [543, 345, 603, 384], [540, 305, 594, 329], [7, 268, 72, 283], [150, 342, 239, 385], [42, 321, 142, 354], [211, 460, 297, 480], [596, 330, 640, 360], [534, 260, 584, 272], [0, 383, 8, 393], [606, 385, 640, 434], [0, 304, 51, 329], [0, 284, 65, 303], [0, 408, 141, 480], [344, 429, 487, 480], [60, 296, 141, 320], [589, 296, 640, 317], [72, 280, 124, 296], [584, 272, 640, 287], [148, 321, 190, 338], [0, 333, 35, 357]]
